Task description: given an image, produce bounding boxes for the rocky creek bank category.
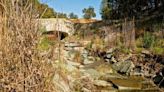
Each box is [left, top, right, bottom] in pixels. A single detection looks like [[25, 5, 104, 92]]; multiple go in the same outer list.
[[51, 41, 164, 92]]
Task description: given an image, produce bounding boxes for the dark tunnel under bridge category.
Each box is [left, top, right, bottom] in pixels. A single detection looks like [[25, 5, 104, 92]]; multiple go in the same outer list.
[[42, 31, 69, 40]]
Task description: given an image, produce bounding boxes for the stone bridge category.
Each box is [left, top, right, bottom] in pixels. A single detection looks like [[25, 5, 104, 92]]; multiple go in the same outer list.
[[38, 18, 75, 36]]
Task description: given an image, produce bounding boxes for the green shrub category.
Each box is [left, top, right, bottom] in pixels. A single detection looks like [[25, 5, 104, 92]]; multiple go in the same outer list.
[[143, 32, 155, 48], [152, 47, 164, 55], [153, 38, 164, 47], [136, 37, 143, 47], [121, 47, 131, 54], [135, 47, 143, 53], [38, 36, 54, 51]]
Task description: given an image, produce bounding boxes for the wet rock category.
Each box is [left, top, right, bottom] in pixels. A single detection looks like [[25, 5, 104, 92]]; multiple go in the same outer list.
[[83, 59, 94, 65], [96, 64, 114, 74], [64, 47, 74, 51], [108, 76, 144, 90], [94, 80, 112, 87], [105, 59, 110, 63], [67, 61, 81, 67], [82, 49, 89, 58], [111, 57, 117, 63], [83, 56, 95, 65], [153, 68, 164, 87], [162, 68, 164, 76], [134, 66, 142, 73], [67, 51, 76, 60], [131, 65, 144, 76], [141, 81, 156, 89], [100, 90, 118, 92], [141, 50, 153, 61], [113, 60, 135, 75], [104, 53, 113, 63], [82, 49, 89, 54], [79, 65, 85, 68], [65, 42, 81, 47], [104, 56, 117, 63], [53, 73, 71, 92], [106, 53, 112, 59], [81, 88, 91, 92], [100, 74, 128, 80], [153, 74, 164, 87], [84, 69, 100, 79], [155, 55, 164, 65], [141, 50, 151, 55], [88, 56, 95, 61], [66, 63, 78, 72], [97, 51, 106, 58]]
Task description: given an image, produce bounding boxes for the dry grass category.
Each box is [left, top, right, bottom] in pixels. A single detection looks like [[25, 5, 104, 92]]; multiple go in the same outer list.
[[0, 0, 56, 91]]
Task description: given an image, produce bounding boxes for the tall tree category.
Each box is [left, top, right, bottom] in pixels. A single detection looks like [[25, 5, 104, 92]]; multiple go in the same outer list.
[[58, 12, 68, 18], [19, 0, 68, 18], [69, 12, 78, 19], [82, 6, 96, 19], [100, 0, 111, 20], [101, 0, 164, 20], [37, 3, 56, 18], [20, 0, 56, 18]]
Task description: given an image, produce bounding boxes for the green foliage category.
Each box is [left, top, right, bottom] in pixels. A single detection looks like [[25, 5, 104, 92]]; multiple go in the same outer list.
[[120, 47, 131, 54], [58, 12, 68, 18], [69, 12, 78, 19], [135, 47, 143, 53], [100, 0, 111, 20], [143, 32, 155, 48], [38, 36, 53, 51], [101, 0, 164, 21], [39, 27, 47, 33], [153, 38, 164, 47], [150, 38, 164, 55], [82, 6, 96, 19], [86, 41, 93, 50], [20, 0, 68, 18], [136, 37, 143, 47], [41, 5, 56, 18], [152, 47, 164, 55]]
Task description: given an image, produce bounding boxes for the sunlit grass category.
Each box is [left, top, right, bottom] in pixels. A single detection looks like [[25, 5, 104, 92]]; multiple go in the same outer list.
[[38, 36, 54, 51]]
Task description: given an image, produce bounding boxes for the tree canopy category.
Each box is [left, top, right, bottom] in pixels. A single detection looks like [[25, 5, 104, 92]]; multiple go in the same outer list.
[[19, 0, 67, 18], [82, 6, 96, 19], [100, 0, 164, 21], [69, 12, 78, 19], [100, 0, 111, 20]]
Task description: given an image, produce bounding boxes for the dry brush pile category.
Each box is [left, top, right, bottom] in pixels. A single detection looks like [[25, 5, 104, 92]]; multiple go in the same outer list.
[[0, 0, 56, 92]]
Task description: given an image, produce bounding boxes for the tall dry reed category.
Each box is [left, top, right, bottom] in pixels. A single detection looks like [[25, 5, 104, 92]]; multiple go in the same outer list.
[[0, 0, 56, 91]]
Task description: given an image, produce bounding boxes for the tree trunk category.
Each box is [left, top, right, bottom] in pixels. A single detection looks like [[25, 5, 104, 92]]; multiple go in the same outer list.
[[130, 17, 136, 50]]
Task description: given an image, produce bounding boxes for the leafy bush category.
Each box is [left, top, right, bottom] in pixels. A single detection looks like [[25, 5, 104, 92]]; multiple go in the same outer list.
[[136, 37, 143, 47], [0, 1, 56, 91], [135, 47, 143, 54], [152, 47, 164, 55], [153, 38, 164, 47], [143, 32, 155, 48], [38, 36, 54, 51]]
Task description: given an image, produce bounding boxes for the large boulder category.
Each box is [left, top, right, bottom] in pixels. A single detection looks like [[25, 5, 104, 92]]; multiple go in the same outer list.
[[141, 50, 151, 55], [84, 69, 100, 79], [83, 56, 95, 65], [112, 60, 135, 75], [153, 68, 164, 87], [94, 80, 113, 87]]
